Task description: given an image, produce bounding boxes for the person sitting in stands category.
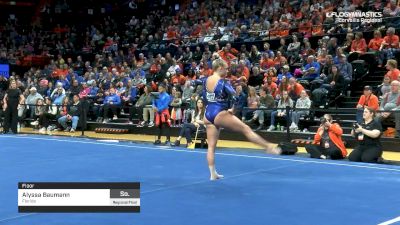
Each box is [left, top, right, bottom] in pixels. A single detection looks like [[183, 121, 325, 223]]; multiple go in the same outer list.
[[132, 85, 154, 127], [289, 90, 311, 131], [245, 88, 275, 131], [267, 91, 293, 131], [102, 88, 121, 123], [57, 94, 81, 133], [299, 55, 320, 81], [171, 98, 205, 147], [356, 86, 379, 124], [377, 80, 400, 137]]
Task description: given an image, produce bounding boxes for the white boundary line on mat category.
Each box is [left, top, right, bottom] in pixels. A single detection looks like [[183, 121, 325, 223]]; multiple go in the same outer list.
[[378, 216, 400, 225], [1, 135, 400, 173], [0, 214, 37, 223]]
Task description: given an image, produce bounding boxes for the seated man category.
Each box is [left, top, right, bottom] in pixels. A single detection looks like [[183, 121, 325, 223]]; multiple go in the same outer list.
[[102, 88, 121, 123], [24, 87, 43, 119], [377, 80, 400, 136], [245, 89, 275, 131], [57, 95, 81, 133], [305, 114, 347, 160], [299, 55, 320, 81], [356, 86, 379, 124], [379, 27, 400, 65], [337, 54, 353, 89]]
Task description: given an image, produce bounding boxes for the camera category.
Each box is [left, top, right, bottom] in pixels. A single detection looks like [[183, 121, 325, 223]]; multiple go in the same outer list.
[[320, 117, 327, 125]]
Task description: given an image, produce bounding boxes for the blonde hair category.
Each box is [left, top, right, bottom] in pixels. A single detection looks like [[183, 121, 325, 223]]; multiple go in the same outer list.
[[248, 86, 256, 97], [175, 91, 182, 98], [374, 30, 382, 37], [387, 59, 397, 69], [212, 58, 228, 71]]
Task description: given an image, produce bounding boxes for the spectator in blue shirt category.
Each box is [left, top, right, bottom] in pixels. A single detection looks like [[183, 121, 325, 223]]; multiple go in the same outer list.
[[66, 68, 78, 82], [102, 88, 121, 123], [277, 65, 293, 84], [300, 55, 321, 81], [88, 81, 99, 99], [337, 54, 353, 86], [51, 86, 66, 105], [56, 75, 70, 90], [153, 83, 172, 145]]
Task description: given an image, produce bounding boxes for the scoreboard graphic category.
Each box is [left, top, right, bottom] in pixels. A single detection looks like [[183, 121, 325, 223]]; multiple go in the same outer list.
[[18, 182, 140, 213]]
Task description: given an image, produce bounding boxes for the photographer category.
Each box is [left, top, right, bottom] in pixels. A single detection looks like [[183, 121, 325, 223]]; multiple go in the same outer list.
[[349, 107, 383, 163], [305, 114, 347, 159]]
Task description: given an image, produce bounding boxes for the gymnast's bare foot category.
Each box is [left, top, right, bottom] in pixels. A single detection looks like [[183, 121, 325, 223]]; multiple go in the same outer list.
[[210, 172, 224, 181], [266, 145, 282, 155]]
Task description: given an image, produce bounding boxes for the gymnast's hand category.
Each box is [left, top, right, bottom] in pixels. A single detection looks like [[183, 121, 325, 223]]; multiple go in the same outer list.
[[227, 108, 234, 114]]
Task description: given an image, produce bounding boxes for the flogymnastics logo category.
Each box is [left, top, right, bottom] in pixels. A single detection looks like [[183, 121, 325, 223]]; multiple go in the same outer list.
[[326, 11, 383, 23]]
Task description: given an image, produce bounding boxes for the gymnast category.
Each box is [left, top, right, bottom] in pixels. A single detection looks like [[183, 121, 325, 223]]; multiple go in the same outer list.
[[201, 58, 281, 180]]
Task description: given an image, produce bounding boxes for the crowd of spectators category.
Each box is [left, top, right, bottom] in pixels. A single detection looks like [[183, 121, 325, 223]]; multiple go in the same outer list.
[[0, 0, 400, 138]]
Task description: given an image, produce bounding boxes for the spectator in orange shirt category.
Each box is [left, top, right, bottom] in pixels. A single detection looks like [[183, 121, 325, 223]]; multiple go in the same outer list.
[[273, 51, 286, 66], [259, 53, 275, 72], [136, 53, 145, 67], [379, 27, 400, 65], [218, 47, 237, 65], [298, 19, 312, 38], [170, 72, 186, 86], [368, 30, 384, 52], [294, 9, 303, 20], [269, 21, 280, 39], [225, 43, 239, 56], [166, 26, 178, 40], [312, 22, 324, 36], [203, 17, 213, 30], [263, 76, 278, 98], [200, 62, 213, 77], [288, 77, 304, 101], [278, 21, 290, 38], [356, 86, 379, 124], [385, 59, 400, 81], [237, 60, 250, 80], [351, 32, 367, 54], [265, 67, 278, 83]]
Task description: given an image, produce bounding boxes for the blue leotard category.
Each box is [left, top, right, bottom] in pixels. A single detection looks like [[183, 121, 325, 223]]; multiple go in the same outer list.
[[200, 77, 237, 124]]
